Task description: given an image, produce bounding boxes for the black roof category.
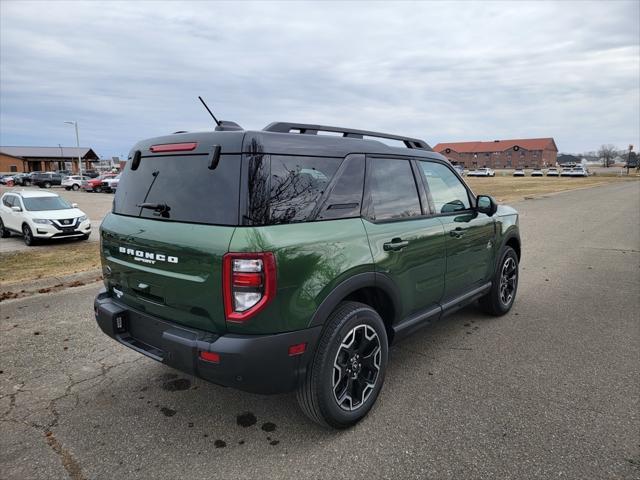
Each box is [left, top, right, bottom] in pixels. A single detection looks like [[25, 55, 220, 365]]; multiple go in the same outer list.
[[130, 123, 443, 161]]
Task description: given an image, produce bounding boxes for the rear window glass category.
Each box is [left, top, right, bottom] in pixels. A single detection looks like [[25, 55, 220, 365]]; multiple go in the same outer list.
[[244, 155, 342, 225], [113, 154, 241, 225]]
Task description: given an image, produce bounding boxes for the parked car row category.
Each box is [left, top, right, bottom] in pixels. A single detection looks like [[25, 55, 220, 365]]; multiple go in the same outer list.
[[448, 166, 590, 178], [0, 190, 91, 246], [0, 171, 121, 192]]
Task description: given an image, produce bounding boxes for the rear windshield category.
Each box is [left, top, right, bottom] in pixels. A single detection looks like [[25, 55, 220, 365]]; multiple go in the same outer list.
[[113, 154, 240, 225]]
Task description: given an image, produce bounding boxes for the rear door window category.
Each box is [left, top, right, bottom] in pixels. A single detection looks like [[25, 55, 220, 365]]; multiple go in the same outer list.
[[113, 154, 241, 225], [366, 157, 422, 221], [316, 155, 365, 221]]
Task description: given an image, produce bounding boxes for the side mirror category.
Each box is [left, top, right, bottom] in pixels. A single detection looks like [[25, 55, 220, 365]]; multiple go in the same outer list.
[[476, 195, 498, 216], [11, 206, 22, 212], [71, 203, 79, 208]]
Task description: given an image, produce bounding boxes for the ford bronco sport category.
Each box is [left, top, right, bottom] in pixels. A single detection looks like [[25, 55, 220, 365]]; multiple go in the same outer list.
[[95, 121, 520, 428]]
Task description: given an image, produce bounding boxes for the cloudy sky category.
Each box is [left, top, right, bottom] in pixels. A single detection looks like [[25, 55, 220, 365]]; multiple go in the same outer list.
[[1, 1, 638, 158]]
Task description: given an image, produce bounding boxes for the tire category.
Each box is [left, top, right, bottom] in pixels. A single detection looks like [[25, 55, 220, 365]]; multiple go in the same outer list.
[[297, 301, 388, 429], [24, 181, 31, 186], [22, 224, 36, 246], [94, 186, 102, 193], [44, 182, 51, 188], [72, 184, 79, 191], [479, 246, 519, 316], [0, 218, 10, 238]]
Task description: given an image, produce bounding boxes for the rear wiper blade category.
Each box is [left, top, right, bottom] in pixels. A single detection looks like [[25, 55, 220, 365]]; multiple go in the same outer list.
[[137, 202, 171, 214]]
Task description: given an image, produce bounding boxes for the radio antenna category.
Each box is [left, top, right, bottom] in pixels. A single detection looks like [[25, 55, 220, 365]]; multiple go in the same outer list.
[[198, 96, 221, 127]]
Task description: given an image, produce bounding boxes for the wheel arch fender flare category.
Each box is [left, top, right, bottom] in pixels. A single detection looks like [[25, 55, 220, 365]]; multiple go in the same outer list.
[[307, 272, 402, 329], [498, 229, 521, 264]]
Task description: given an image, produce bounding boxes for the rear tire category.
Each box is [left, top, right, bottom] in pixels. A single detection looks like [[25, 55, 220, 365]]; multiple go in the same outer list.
[[0, 218, 10, 238], [72, 184, 79, 191], [94, 186, 102, 193], [22, 224, 36, 246], [479, 246, 518, 316], [44, 182, 51, 188], [297, 301, 388, 429]]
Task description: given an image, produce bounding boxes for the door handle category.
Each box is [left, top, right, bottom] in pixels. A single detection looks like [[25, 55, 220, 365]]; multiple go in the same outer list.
[[449, 228, 465, 238], [383, 239, 409, 251]]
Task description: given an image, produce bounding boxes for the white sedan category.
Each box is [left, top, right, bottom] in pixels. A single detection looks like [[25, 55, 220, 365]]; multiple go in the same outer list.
[[0, 191, 91, 246], [468, 167, 495, 177]]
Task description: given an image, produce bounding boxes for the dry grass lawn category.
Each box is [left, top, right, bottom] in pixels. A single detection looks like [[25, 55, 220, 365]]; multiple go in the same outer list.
[[465, 175, 639, 203], [0, 241, 100, 285]]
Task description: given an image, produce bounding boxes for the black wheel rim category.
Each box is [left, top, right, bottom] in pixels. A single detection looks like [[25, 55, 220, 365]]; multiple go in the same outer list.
[[499, 257, 517, 305], [332, 324, 381, 411]]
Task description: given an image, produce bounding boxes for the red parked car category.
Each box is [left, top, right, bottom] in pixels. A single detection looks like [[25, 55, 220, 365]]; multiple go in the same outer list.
[[83, 174, 116, 193]]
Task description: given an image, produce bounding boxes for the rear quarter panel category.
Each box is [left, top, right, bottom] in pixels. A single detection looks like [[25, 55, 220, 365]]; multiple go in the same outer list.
[[227, 218, 374, 334]]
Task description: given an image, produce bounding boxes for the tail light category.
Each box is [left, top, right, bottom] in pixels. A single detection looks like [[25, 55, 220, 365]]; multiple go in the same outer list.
[[222, 252, 276, 322]]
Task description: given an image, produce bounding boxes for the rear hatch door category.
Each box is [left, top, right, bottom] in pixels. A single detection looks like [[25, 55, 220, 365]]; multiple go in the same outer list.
[[100, 134, 243, 334]]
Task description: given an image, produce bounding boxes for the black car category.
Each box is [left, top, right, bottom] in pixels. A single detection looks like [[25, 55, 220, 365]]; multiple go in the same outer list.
[[31, 173, 63, 188]]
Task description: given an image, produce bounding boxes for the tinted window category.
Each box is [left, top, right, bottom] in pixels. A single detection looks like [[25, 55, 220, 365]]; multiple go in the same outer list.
[[368, 158, 421, 221], [317, 155, 364, 221], [267, 155, 341, 224], [3, 195, 15, 207], [113, 154, 241, 225], [419, 161, 470, 214]]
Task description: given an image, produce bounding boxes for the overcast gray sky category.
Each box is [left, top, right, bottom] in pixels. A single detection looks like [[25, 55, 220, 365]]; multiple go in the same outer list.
[[1, 0, 638, 158]]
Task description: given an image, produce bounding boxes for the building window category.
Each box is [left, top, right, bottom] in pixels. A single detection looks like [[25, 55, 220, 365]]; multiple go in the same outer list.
[[10, 165, 17, 172]]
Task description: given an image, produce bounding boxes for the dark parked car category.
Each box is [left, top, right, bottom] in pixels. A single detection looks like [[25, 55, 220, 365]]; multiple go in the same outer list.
[[94, 121, 521, 428], [32, 172, 62, 188]]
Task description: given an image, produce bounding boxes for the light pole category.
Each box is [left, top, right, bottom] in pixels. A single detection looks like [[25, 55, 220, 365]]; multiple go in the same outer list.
[[64, 121, 82, 176]]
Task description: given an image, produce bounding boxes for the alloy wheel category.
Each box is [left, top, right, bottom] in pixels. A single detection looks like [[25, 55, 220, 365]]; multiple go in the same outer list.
[[499, 257, 517, 305], [23, 225, 32, 245], [332, 324, 381, 411]]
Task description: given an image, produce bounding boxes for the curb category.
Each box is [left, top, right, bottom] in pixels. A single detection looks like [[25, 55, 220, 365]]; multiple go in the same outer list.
[[1, 268, 103, 302]]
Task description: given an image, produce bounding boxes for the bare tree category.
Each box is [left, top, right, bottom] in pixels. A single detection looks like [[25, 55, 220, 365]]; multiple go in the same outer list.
[[598, 144, 617, 167]]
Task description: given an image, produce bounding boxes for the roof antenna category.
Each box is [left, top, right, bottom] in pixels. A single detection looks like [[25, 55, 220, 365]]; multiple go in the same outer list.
[[198, 96, 221, 127]]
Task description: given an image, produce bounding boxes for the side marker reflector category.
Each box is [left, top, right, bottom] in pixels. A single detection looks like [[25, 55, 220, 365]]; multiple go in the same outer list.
[[199, 351, 220, 363], [288, 343, 307, 356]]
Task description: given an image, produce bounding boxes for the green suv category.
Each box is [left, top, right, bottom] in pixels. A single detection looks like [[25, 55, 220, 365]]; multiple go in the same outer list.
[[95, 122, 520, 428]]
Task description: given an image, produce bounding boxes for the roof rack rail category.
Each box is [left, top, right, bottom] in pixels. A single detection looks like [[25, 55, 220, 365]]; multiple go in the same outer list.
[[263, 122, 431, 150]]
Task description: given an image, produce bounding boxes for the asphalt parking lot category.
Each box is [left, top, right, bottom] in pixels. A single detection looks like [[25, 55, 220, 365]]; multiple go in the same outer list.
[[0, 186, 112, 253], [1, 181, 639, 480]]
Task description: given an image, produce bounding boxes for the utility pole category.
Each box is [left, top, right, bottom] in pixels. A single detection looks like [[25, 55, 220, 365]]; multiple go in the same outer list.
[[627, 145, 633, 175], [64, 121, 82, 176]]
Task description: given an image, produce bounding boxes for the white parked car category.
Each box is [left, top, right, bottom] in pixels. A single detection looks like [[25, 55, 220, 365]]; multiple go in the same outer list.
[[513, 168, 525, 177], [0, 191, 91, 246], [467, 167, 495, 177], [62, 175, 91, 191], [531, 168, 543, 177], [546, 167, 559, 177], [560, 167, 574, 177], [570, 166, 589, 177]]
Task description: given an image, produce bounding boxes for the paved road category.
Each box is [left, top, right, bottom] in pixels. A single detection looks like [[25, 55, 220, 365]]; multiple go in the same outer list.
[[0, 186, 112, 252], [1, 181, 638, 480]]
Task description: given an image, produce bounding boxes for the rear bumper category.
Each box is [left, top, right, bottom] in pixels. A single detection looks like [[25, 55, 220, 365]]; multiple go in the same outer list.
[[93, 289, 322, 394]]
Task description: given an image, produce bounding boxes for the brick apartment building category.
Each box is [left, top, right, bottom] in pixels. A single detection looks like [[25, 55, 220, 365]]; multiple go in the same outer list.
[[433, 138, 558, 169], [0, 146, 99, 173]]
